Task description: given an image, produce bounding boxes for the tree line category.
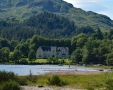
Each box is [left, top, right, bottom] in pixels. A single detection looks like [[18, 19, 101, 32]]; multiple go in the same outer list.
[[1, 28, 113, 65], [0, 12, 94, 40]]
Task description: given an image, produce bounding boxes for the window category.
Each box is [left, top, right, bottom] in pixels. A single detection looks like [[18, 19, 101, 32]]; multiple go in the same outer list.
[[45, 55, 46, 58], [39, 55, 41, 57]]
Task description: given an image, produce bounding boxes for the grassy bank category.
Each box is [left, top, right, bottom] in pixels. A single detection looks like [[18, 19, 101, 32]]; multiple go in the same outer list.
[[34, 58, 71, 65], [19, 72, 113, 89], [87, 65, 113, 70], [1, 70, 113, 89]]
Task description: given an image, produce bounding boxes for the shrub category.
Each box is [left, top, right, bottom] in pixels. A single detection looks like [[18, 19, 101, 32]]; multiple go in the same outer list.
[[106, 79, 113, 90], [17, 77, 27, 85], [87, 87, 94, 90], [19, 58, 28, 64], [48, 75, 67, 86], [0, 71, 17, 83], [26, 70, 38, 83], [0, 80, 20, 90]]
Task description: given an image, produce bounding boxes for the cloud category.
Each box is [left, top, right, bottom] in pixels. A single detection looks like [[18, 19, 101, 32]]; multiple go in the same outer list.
[[64, 0, 107, 12], [63, 0, 113, 20]]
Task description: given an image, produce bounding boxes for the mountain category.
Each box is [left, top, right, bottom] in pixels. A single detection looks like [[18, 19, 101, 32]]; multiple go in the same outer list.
[[0, 0, 113, 31], [0, 12, 94, 40]]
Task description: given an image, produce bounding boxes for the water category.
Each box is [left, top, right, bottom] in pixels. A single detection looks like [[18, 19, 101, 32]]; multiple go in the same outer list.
[[0, 65, 100, 76]]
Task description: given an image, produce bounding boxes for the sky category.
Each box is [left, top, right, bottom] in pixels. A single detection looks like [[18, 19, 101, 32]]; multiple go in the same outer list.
[[63, 0, 113, 20]]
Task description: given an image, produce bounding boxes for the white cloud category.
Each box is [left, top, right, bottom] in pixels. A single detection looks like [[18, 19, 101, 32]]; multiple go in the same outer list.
[[63, 0, 113, 20]]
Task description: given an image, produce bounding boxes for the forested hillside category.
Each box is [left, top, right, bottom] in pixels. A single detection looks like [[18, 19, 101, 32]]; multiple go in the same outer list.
[[0, 0, 113, 31], [0, 13, 113, 65], [1, 29, 113, 65], [0, 12, 94, 40], [0, 0, 113, 65]]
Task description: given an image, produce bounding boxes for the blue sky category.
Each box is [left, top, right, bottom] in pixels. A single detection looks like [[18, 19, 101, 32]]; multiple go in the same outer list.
[[64, 0, 113, 20]]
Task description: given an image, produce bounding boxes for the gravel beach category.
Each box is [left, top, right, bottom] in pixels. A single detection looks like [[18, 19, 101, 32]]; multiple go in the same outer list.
[[45, 70, 104, 75], [20, 86, 86, 90]]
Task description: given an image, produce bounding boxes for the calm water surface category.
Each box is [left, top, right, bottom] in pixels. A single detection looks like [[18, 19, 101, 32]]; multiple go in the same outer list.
[[0, 65, 99, 76]]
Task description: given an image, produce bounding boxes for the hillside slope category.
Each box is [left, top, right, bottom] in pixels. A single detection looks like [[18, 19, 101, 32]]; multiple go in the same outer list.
[[0, 0, 113, 31], [0, 12, 94, 39]]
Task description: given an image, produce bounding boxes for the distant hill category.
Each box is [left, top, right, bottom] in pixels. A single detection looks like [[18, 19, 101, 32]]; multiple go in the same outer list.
[[0, 12, 94, 40], [0, 0, 113, 31]]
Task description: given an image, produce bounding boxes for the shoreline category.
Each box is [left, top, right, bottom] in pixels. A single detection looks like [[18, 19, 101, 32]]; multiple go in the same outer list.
[[44, 70, 105, 75], [20, 86, 86, 90], [20, 70, 110, 90]]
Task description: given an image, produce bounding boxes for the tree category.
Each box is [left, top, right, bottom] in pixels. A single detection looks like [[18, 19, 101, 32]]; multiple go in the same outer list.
[[82, 47, 90, 64], [97, 41, 110, 64], [0, 47, 10, 62], [106, 53, 113, 66], [47, 56, 59, 64], [91, 28, 103, 40], [96, 28, 103, 39], [19, 58, 28, 64], [108, 29, 113, 40], [30, 35, 45, 51], [28, 49, 36, 63], [12, 50, 22, 63], [76, 34, 87, 48], [82, 39, 100, 64], [71, 36, 77, 53], [0, 39, 10, 47], [47, 56, 53, 64], [9, 40, 19, 51], [19, 43, 30, 57], [71, 47, 82, 63], [71, 34, 87, 53]]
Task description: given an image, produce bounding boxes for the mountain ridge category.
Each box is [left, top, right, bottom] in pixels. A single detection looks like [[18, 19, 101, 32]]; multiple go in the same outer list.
[[0, 0, 113, 31]]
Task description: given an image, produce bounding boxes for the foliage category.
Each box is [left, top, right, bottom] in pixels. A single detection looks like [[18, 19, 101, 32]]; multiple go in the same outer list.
[[0, 18, 113, 65], [106, 79, 113, 90], [0, 47, 10, 62], [17, 77, 27, 85], [47, 56, 64, 64], [28, 49, 36, 62], [19, 58, 28, 64], [0, 71, 22, 90], [0, 71, 17, 83], [0, 0, 113, 32], [11, 50, 22, 63], [48, 75, 67, 86], [106, 53, 113, 66], [0, 80, 20, 90], [87, 87, 94, 90], [71, 47, 82, 63], [26, 70, 38, 83], [0, 12, 79, 39], [34, 72, 113, 89]]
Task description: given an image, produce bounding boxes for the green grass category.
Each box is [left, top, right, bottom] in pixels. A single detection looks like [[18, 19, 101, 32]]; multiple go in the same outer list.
[[35, 59, 48, 63], [19, 72, 113, 89], [34, 58, 71, 64], [87, 65, 113, 70], [59, 59, 72, 65]]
